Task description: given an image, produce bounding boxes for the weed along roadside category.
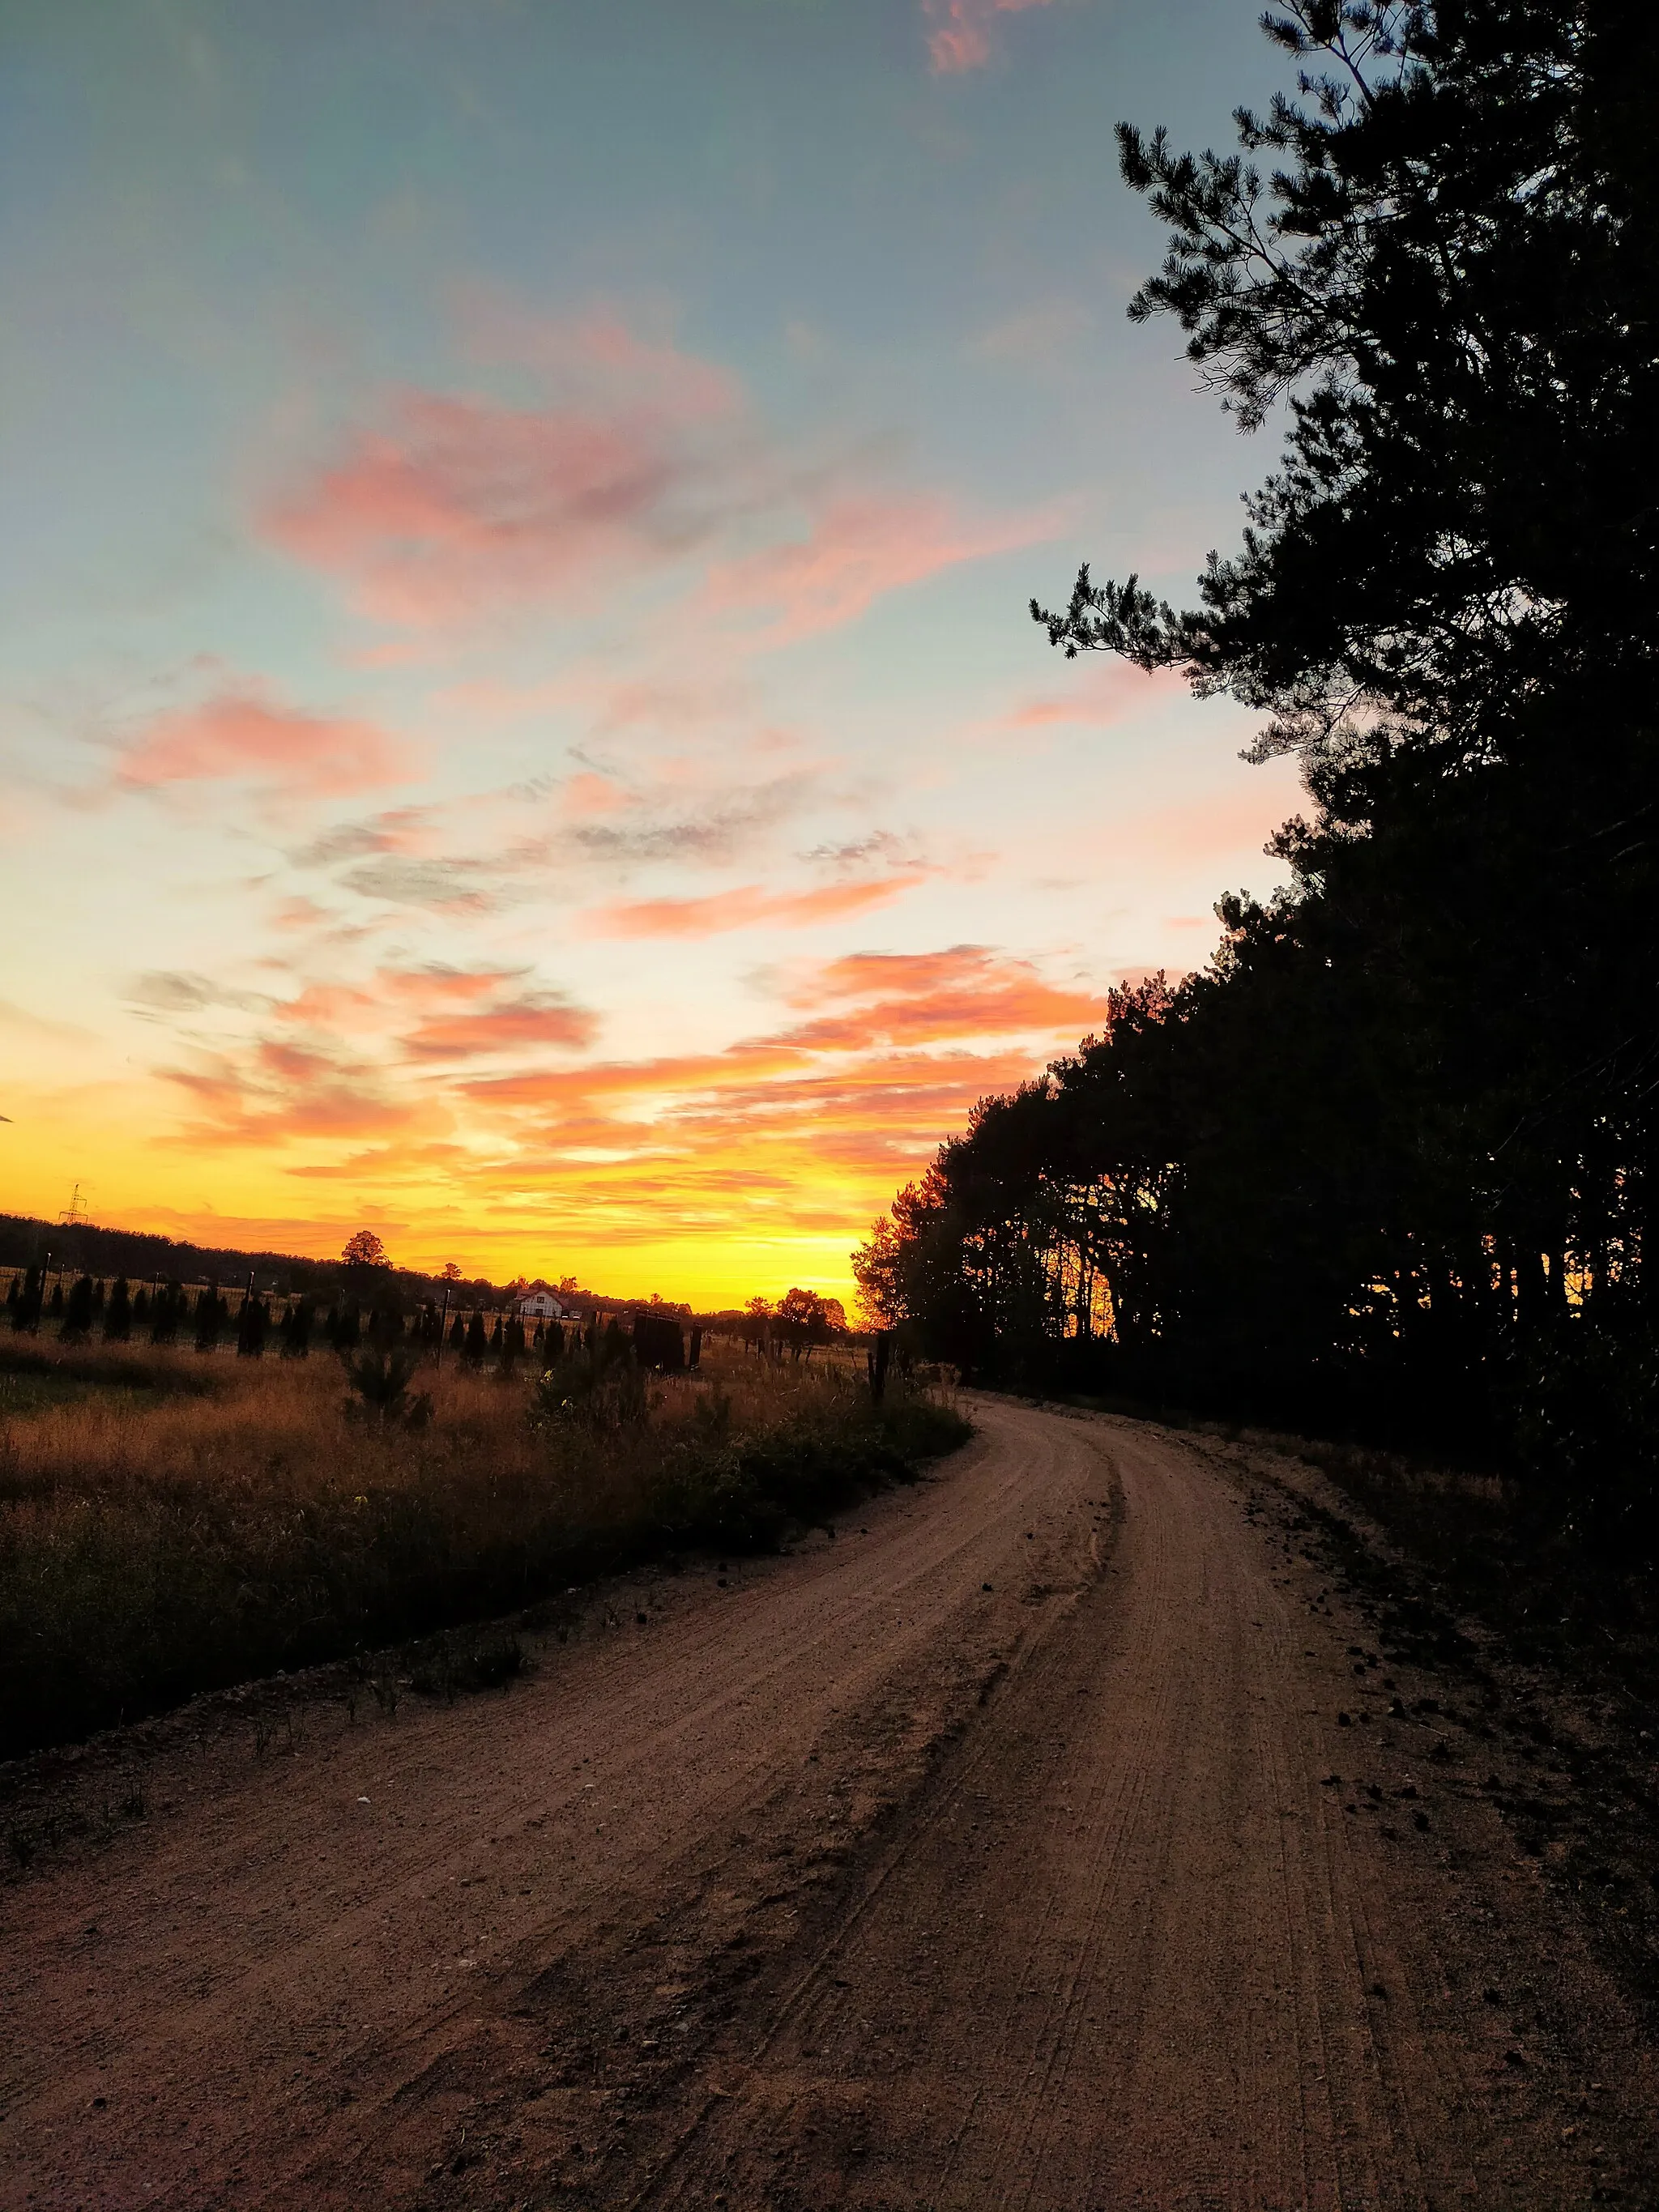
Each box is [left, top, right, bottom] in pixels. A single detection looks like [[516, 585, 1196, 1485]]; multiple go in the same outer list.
[[0, 1329, 970, 1767]]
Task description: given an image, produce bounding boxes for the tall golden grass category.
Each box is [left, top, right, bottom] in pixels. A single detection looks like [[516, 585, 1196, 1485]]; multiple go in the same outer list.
[[0, 1336, 966, 1760]]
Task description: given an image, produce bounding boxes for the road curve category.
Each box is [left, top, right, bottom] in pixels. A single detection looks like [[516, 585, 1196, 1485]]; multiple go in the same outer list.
[[2, 1398, 1653, 2208]]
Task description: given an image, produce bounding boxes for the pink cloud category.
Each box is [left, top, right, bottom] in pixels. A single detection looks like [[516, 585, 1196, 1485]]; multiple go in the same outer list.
[[806, 945, 1006, 1002], [268, 309, 1049, 646], [402, 994, 596, 1060], [267, 315, 748, 628], [267, 963, 595, 1063], [923, 0, 1056, 74], [158, 1041, 429, 1149], [590, 872, 928, 940], [561, 771, 634, 820], [459, 302, 740, 422], [118, 688, 415, 798], [268, 393, 700, 625], [705, 495, 1054, 648], [776, 944, 1106, 1046], [271, 896, 333, 933], [377, 963, 527, 1006], [1008, 660, 1188, 730]]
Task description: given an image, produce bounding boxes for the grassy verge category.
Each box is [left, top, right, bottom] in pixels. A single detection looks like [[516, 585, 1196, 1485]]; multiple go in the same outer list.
[[0, 1337, 970, 1762], [1277, 1437, 1659, 1718]]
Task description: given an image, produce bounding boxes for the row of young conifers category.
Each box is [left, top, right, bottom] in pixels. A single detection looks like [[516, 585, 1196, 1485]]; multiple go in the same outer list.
[[6, 1265, 594, 1366], [5, 1265, 843, 1371]]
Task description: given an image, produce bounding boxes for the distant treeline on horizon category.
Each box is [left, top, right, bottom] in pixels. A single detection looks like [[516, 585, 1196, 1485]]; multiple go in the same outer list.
[[0, 1212, 744, 1326]]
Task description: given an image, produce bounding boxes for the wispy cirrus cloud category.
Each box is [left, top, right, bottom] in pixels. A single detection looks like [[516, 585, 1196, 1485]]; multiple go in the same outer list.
[[401, 992, 596, 1060], [269, 764, 838, 940], [267, 313, 752, 629], [459, 945, 1102, 1129], [286, 805, 439, 868], [268, 390, 719, 626], [159, 1046, 428, 1149], [590, 870, 928, 940], [147, 940, 1100, 1226], [117, 684, 417, 798], [274, 963, 596, 1060], [336, 854, 505, 913], [1006, 659, 1188, 730], [922, 0, 1057, 75], [563, 773, 815, 867], [128, 970, 272, 1016], [778, 944, 1104, 1048], [267, 306, 1051, 651], [703, 494, 1056, 649], [155, 957, 599, 1149]]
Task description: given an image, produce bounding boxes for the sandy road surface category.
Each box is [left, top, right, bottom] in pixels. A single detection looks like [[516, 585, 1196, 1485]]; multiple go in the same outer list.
[[4, 1400, 1657, 2210]]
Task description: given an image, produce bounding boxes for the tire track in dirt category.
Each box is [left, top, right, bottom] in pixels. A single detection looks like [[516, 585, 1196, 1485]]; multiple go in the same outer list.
[[3, 1400, 1657, 2210], [638, 1408, 1658, 2210], [0, 1401, 1098, 2208]]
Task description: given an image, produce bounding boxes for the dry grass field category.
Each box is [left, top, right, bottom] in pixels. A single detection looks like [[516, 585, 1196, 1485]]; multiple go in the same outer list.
[[0, 1333, 967, 1761]]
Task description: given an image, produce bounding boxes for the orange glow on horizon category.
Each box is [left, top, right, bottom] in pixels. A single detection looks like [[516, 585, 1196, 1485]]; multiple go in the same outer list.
[[0, 946, 1113, 1310]]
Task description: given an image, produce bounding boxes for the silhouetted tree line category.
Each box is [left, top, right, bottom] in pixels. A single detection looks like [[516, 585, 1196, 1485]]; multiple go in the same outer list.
[[0, 1213, 513, 1312], [857, 2, 1659, 1545]]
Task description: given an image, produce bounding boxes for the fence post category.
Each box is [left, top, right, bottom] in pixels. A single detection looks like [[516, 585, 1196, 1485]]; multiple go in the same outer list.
[[868, 1330, 890, 1404]]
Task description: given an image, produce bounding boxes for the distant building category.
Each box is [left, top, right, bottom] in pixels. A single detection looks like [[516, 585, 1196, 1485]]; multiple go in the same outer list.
[[517, 1291, 570, 1321]]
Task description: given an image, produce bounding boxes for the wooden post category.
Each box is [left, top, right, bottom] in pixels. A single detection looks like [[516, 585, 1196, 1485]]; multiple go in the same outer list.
[[868, 1330, 890, 1404]]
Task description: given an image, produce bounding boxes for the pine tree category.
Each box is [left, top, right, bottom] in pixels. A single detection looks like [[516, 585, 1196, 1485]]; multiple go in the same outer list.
[[369, 1304, 404, 1350], [150, 1282, 180, 1345], [237, 1294, 268, 1357], [463, 1311, 488, 1366], [62, 1274, 95, 1343], [194, 1286, 223, 1353], [104, 1277, 132, 1342], [132, 1285, 151, 1326]]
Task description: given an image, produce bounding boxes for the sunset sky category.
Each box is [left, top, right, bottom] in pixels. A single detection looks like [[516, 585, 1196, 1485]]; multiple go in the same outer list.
[[2, 0, 1304, 1308]]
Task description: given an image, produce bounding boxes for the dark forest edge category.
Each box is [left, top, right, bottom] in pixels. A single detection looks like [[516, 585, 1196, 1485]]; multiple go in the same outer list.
[[856, 1, 1659, 1555]]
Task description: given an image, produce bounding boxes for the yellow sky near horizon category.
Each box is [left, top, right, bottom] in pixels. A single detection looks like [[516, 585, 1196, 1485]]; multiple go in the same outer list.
[[2, 945, 1132, 1307]]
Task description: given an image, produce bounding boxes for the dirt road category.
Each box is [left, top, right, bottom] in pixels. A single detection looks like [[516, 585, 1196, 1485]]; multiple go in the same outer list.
[[4, 1399, 1656, 2208]]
